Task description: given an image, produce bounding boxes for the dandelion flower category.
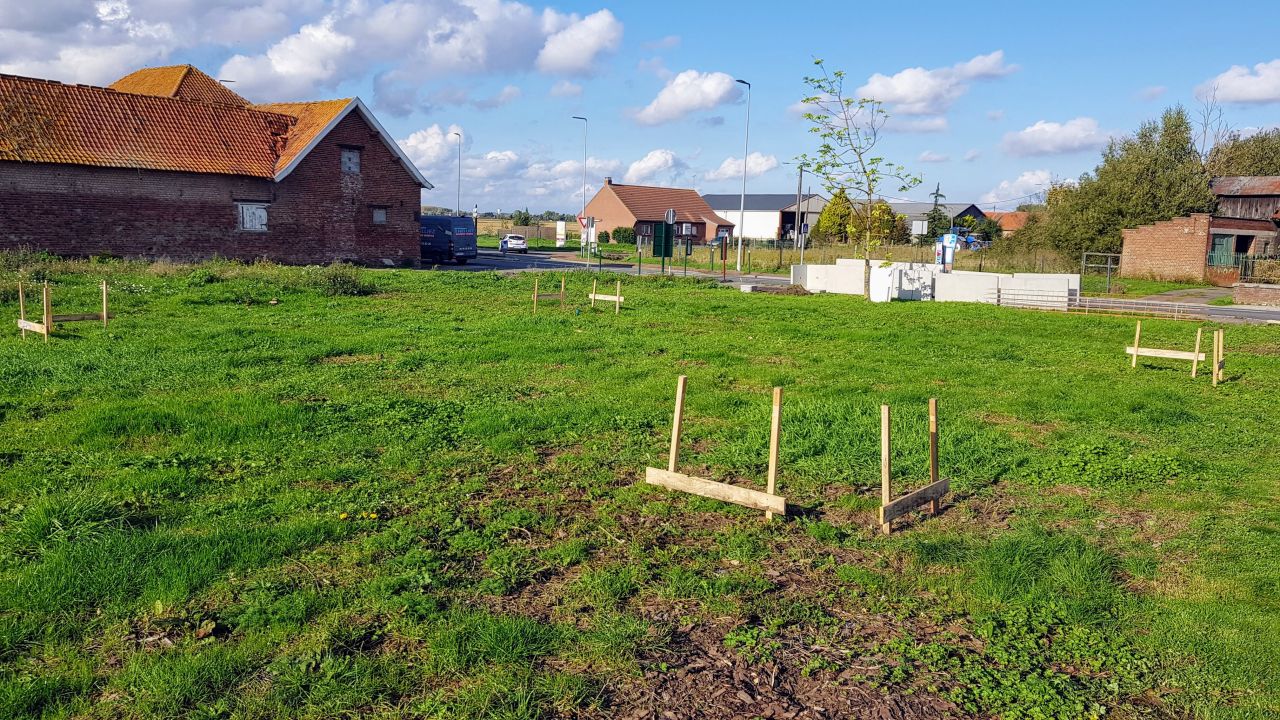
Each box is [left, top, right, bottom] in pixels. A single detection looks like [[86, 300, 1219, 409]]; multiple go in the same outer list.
[[369, 513, 379, 519], [339, 512, 348, 520]]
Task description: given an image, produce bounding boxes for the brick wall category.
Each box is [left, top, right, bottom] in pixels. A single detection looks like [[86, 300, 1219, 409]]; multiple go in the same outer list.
[[0, 111, 422, 265], [584, 183, 636, 242], [1119, 214, 1211, 282], [1234, 283, 1280, 306]]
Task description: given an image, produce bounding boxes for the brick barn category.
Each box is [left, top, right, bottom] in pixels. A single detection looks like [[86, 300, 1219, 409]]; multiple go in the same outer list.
[[1120, 177, 1279, 286], [0, 65, 432, 266]]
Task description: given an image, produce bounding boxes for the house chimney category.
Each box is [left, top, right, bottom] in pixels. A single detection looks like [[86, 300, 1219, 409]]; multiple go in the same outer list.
[[604, 176, 612, 185]]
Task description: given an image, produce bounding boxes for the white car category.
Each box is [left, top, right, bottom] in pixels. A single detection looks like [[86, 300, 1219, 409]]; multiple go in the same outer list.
[[499, 234, 528, 254]]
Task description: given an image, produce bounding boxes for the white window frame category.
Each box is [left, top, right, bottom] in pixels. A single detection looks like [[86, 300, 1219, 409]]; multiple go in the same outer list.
[[341, 147, 361, 174], [237, 202, 269, 232]]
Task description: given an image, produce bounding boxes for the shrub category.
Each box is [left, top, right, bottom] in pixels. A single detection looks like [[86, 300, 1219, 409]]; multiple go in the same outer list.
[[185, 268, 221, 287], [597, 230, 610, 243], [305, 263, 377, 297], [611, 226, 636, 244]]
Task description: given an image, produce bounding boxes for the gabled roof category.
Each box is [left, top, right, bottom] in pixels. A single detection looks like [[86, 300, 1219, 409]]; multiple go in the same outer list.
[[0, 73, 289, 177], [702, 193, 823, 212], [0, 68, 431, 188], [110, 65, 249, 106], [985, 211, 1030, 232], [1211, 176, 1280, 196], [887, 202, 985, 219], [608, 183, 734, 226]]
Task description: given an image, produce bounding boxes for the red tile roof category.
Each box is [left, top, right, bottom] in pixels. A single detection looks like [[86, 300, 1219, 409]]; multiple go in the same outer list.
[[0, 74, 290, 177], [1, 66, 428, 187], [608, 182, 734, 226], [985, 211, 1030, 232], [110, 65, 249, 107], [253, 100, 353, 174]]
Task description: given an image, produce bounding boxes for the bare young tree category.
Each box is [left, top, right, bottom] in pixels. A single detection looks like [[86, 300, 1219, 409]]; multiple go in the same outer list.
[[1195, 85, 1232, 164], [798, 59, 920, 298]]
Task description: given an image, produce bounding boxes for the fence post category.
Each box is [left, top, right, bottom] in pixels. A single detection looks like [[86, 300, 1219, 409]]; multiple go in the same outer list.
[[17, 281, 26, 339]]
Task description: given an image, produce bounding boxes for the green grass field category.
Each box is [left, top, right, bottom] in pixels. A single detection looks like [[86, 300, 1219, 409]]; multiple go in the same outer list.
[[1, 256, 1277, 719]]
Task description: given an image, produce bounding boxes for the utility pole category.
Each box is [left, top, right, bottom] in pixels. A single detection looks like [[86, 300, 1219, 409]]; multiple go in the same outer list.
[[572, 116, 588, 256], [794, 163, 804, 266], [451, 131, 462, 216], [735, 78, 751, 272]]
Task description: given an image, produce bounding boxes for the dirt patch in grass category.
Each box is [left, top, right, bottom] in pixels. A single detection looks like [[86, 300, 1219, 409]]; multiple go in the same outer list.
[[317, 353, 384, 365], [606, 620, 955, 720], [979, 411, 1060, 447]]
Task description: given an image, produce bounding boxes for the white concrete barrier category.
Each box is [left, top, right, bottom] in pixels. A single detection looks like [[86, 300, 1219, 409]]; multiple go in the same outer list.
[[788, 262, 1079, 309]]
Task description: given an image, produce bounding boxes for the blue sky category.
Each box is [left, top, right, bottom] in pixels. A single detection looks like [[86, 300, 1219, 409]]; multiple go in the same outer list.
[[3, 0, 1279, 213]]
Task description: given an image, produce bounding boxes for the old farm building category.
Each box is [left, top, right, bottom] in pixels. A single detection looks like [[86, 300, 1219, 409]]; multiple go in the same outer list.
[[0, 65, 431, 265]]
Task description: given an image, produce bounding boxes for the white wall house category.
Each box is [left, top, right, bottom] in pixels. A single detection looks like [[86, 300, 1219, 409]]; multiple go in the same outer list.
[[702, 194, 826, 241]]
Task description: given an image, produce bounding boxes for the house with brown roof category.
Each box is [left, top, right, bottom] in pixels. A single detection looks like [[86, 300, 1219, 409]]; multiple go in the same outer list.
[[984, 211, 1030, 235], [0, 64, 431, 266], [585, 178, 734, 246]]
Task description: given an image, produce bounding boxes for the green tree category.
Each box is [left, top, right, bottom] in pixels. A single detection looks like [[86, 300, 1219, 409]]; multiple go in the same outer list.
[[850, 200, 909, 246], [798, 59, 921, 297], [924, 184, 951, 240], [510, 208, 533, 226], [811, 188, 853, 245], [1207, 128, 1280, 177], [1023, 106, 1215, 256]]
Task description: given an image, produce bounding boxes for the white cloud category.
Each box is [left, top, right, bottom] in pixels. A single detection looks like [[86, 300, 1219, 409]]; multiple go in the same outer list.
[[885, 116, 949, 134], [1198, 59, 1280, 104], [705, 152, 778, 181], [918, 150, 949, 163], [550, 79, 582, 97], [963, 149, 981, 162], [857, 50, 1016, 116], [635, 69, 742, 125], [1138, 85, 1167, 101], [221, 15, 355, 98], [473, 84, 521, 109], [535, 9, 622, 75], [643, 35, 680, 50], [624, 149, 684, 184], [399, 123, 467, 171], [987, 109, 1005, 122], [981, 169, 1051, 206], [1002, 117, 1110, 156]]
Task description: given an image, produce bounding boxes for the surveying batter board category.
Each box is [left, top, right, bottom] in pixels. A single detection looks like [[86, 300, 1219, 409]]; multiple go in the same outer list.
[[16, 280, 111, 342], [588, 279, 624, 314], [1126, 321, 1225, 385], [644, 376, 787, 520], [879, 398, 949, 535]]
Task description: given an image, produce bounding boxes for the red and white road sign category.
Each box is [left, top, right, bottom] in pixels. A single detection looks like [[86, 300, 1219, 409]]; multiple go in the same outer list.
[[577, 214, 588, 229]]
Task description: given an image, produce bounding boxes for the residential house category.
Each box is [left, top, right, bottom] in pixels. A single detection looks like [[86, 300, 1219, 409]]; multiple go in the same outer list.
[[984, 211, 1030, 235], [701, 193, 827, 241], [1120, 177, 1279, 285], [585, 178, 734, 245], [0, 65, 431, 266]]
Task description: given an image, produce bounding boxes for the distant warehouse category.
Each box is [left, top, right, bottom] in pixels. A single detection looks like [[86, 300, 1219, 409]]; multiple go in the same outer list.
[[0, 65, 432, 266]]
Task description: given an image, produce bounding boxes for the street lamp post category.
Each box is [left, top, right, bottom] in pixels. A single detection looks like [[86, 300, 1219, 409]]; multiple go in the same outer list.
[[451, 131, 462, 216], [734, 79, 751, 272], [572, 116, 588, 256], [795, 162, 805, 265]]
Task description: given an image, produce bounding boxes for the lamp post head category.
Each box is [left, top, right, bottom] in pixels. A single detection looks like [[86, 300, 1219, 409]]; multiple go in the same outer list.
[[735, 79, 750, 88], [572, 116, 587, 122]]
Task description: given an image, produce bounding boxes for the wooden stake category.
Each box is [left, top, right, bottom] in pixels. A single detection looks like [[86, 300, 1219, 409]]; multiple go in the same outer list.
[[591, 279, 597, 308], [17, 281, 26, 339], [42, 282, 51, 342], [1191, 328, 1202, 378], [1131, 321, 1142, 368], [880, 404, 891, 535], [668, 375, 687, 473], [1214, 329, 1224, 385], [532, 277, 539, 314], [101, 280, 109, 327], [928, 398, 939, 515], [765, 387, 783, 521], [559, 274, 566, 307], [614, 280, 621, 315]]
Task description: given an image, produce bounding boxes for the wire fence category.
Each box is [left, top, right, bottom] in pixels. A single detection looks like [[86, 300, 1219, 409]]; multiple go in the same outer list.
[[989, 288, 1212, 320]]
